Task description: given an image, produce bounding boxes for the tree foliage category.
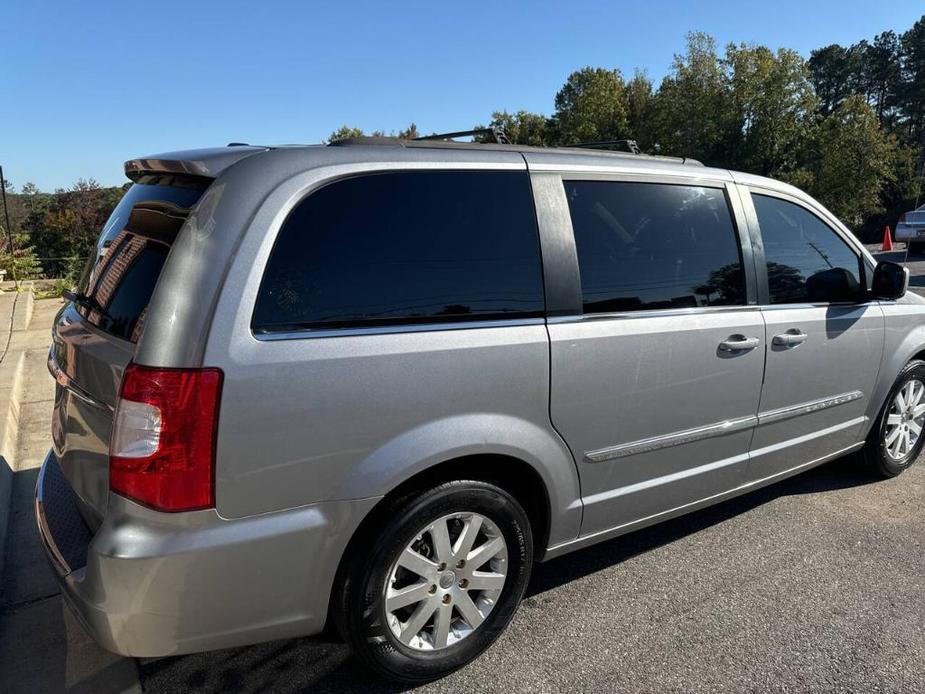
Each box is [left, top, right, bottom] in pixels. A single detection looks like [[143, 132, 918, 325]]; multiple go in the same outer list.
[[810, 96, 896, 226], [723, 44, 817, 176], [653, 33, 730, 164], [479, 111, 551, 146], [553, 67, 628, 144]]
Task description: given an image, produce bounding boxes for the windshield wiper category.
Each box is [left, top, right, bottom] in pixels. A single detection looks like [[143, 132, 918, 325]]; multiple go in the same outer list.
[[62, 289, 111, 319]]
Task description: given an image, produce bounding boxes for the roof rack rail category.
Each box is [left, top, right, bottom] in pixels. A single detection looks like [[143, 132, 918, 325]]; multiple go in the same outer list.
[[569, 139, 641, 154], [414, 128, 511, 145]]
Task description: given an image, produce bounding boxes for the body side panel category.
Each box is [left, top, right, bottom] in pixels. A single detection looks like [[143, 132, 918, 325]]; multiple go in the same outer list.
[[200, 159, 582, 545]]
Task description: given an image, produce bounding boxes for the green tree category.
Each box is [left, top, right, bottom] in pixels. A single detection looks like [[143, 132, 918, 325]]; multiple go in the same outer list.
[[723, 44, 818, 176], [396, 123, 420, 139], [625, 71, 656, 149], [901, 17, 925, 143], [808, 44, 852, 116], [327, 125, 365, 141], [479, 111, 551, 146], [652, 32, 730, 163], [554, 67, 628, 144], [810, 96, 895, 226], [0, 233, 43, 280], [866, 31, 903, 124]]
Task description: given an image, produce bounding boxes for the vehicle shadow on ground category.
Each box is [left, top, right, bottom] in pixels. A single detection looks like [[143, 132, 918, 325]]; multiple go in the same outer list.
[[138, 455, 883, 694]]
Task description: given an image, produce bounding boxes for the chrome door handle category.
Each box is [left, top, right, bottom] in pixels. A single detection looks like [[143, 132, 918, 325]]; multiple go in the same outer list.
[[718, 335, 760, 352], [772, 330, 808, 347]]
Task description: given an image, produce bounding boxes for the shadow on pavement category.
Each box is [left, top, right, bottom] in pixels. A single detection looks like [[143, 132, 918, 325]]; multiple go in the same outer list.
[[0, 459, 140, 694], [139, 455, 882, 694], [527, 455, 876, 597], [0, 463, 69, 694]]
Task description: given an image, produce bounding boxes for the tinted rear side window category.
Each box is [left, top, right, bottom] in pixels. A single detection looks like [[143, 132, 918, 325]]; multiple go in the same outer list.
[[253, 171, 545, 332], [564, 181, 745, 313], [78, 183, 204, 342]]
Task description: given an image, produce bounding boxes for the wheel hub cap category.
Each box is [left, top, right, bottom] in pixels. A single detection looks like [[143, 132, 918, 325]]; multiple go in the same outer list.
[[885, 379, 925, 461], [384, 512, 508, 651]]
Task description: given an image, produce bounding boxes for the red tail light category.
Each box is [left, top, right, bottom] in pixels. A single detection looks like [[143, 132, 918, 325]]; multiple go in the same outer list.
[[110, 364, 223, 511]]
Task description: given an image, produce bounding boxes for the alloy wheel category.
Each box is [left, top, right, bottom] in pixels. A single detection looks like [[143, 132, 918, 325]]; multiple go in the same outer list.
[[885, 378, 925, 460], [384, 512, 508, 651]]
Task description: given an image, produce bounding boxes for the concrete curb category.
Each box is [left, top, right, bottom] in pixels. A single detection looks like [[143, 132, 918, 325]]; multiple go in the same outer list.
[[0, 290, 34, 587], [11, 287, 34, 334]]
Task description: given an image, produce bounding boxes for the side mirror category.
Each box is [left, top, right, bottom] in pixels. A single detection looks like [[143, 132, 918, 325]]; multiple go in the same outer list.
[[805, 267, 861, 303], [871, 261, 909, 300]]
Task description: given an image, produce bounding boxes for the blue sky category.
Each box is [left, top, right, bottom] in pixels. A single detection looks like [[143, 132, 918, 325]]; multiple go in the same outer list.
[[1, 0, 923, 191]]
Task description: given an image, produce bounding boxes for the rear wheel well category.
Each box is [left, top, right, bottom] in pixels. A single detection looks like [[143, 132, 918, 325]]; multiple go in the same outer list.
[[334, 454, 551, 596], [379, 455, 551, 557]]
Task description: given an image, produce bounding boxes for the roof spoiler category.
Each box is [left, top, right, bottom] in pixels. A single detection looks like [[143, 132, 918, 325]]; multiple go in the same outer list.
[[125, 146, 269, 185]]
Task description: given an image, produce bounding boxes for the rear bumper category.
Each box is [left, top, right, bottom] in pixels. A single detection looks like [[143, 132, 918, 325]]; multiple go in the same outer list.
[[895, 224, 924, 241], [35, 449, 380, 657]]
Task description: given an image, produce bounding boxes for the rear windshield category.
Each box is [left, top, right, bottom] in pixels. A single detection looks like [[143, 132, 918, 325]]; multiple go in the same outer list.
[[76, 183, 205, 342]]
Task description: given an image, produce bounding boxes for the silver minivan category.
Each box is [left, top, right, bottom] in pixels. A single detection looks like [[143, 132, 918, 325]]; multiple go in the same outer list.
[[37, 136, 922, 683]]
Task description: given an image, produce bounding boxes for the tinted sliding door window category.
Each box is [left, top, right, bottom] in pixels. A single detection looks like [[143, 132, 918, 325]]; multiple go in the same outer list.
[[564, 181, 745, 313], [253, 171, 545, 332], [752, 194, 862, 304]]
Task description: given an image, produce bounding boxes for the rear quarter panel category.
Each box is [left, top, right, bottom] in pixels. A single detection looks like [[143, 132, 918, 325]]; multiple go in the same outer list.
[[200, 156, 583, 547]]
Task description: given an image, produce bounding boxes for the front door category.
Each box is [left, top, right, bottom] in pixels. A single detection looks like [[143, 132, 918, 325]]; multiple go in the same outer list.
[[744, 189, 884, 480], [546, 176, 766, 537]]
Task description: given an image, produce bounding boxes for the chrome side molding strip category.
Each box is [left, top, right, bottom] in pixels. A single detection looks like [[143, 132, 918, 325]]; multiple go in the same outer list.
[[757, 390, 863, 426], [585, 415, 757, 463], [584, 390, 864, 463]]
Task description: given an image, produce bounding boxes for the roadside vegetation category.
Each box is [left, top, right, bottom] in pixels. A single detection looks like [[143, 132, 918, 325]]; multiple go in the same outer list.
[[2, 16, 924, 296]]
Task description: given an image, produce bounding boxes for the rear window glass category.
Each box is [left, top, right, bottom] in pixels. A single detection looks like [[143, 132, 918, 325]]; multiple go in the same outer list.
[[77, 183, 204, 342], [253, 171, 545, 332]]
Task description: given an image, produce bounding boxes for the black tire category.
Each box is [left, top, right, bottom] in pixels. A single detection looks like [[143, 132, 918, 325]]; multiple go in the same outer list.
[[333, 480, 533, 684], [863, 359, 925, 477], [908, 241, 924, 255]]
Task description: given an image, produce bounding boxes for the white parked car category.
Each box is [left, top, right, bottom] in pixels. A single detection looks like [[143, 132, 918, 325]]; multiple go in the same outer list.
[[897, 203, 925, 253]]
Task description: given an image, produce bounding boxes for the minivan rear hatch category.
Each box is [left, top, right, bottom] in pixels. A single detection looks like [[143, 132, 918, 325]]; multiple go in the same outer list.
[[49, 181, 208, 528]]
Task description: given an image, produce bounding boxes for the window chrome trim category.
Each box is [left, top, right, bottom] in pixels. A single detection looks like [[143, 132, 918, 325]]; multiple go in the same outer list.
[[253, 317, 546, 341], [758, 302, 877, 311], [547, 304, 761, 325], [555, 169, 731, 187], [584, 390, 864, 463], [585, 415, 757, 463]]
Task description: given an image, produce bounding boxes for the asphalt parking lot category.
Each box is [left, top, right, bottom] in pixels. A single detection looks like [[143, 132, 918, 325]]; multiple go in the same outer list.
[[138, 455, 925, 694], [136, 246, 925, 694]]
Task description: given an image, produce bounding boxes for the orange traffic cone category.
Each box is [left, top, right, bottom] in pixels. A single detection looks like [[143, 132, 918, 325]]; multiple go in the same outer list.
[[882, 225, 894, 251]]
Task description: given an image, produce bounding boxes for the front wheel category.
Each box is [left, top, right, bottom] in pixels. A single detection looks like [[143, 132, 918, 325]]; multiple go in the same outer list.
[[908, 241, 924, 255], [864, 359, 925, 477], [333, 480, 533, 683]]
